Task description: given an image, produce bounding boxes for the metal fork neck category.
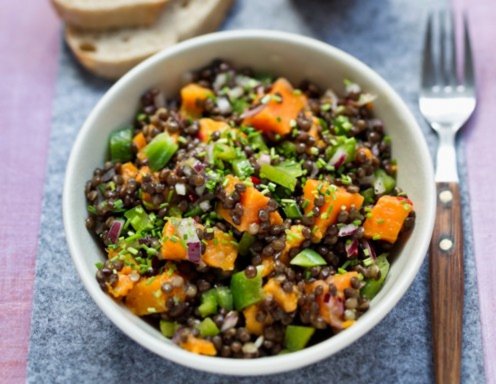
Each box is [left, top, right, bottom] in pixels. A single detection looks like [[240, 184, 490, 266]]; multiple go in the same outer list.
[[434, 127, 459, 182]]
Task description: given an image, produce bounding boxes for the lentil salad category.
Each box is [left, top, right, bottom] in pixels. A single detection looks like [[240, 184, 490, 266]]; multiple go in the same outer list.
[[85, 59, 415, 358]]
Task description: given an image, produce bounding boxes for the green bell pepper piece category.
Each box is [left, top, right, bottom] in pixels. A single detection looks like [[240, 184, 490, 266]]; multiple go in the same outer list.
[[159, 320, 179, 338], [232, 98, 250, 115], [284, 325, 315, 351], [184, 206, 203, 218], [373, 169, 396, 194], [248, 132, 268, 152], [279, 141, 297, 157], [197, 317, 220, 337], [198, 289, 218, 317], [361, 255, 390, 300], [109, 126, 133, 163], [142, 132, 178, 171], [290, 249, 327, 267], [124, 205, 152, 232], [238, 232, 255, 257], [230, 268, 263, 310], [360, 187, 375, 205], [332, 115, 353, 135], [214, 143, 238, 161], [281, 199, 302, 219], [215, 287, 233, 311], [260, 161, 303, 192], [233, 158, 254, 178]]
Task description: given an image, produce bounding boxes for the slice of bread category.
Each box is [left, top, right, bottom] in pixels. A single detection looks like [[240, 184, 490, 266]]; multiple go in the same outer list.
[[52, 0, 170, 30], [65, 0, 233, 79]]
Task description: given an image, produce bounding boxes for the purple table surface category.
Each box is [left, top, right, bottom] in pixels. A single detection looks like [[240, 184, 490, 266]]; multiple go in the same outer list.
[[0, 1, 60, 382], [454, 0, 496, 382], [0, 0, 494, 383]]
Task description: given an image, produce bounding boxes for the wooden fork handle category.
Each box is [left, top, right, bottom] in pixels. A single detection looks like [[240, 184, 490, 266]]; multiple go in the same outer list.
[[430, 182, 464, 384]]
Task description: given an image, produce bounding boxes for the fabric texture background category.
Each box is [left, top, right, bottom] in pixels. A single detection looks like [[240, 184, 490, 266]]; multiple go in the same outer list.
[[27, 0, 485, 382]]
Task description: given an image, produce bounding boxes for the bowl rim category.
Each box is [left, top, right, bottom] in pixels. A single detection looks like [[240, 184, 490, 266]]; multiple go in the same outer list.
[[63, 29, 436, 376]]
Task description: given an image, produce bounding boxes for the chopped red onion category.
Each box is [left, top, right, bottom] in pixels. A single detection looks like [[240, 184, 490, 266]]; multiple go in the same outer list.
[[106, 219, 124, 244], [175, 183, 186, 196], [220, 311, 239, 332], [182, 166, 192, 177], [199, 200, 211, 212], [257, 153, 271, 166], [182, 158, 203, 175], [361, 239, 377, 260], [323, 89, 339, 110], [254, 336, 264, 348], [345, 81, 361, 95], [216, 97, 232, 114], [176, 218, 201, 264], [187, 242, 201, 264], [329, 148, 347, 168], [195, 185, 206, 196], [356, 93, 377, 106], [325, 296, 345, 330], [345, 238, 359, 258], [101, 168, 116, 182], [172, 327, 184, 345], [228, 86, 244, 100], [372, 143, 380, 157], [213, 73, 227, 91], [192, 161, 205, 173], [338, 224, 358, 237], [255, 85, 265, 97], [235, 75, 259, 89], [240, 103, 265, 119]]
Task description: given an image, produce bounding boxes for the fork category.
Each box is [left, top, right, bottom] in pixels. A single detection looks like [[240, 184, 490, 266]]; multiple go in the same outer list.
[[419, 11, 476, 384]]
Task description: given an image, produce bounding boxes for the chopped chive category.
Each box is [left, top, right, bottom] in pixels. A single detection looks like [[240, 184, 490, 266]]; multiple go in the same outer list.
[[261, 95, 271, 104], [128, 247, 138, 255], [321, 103, 332, 111], [146, 276, 157, 286]]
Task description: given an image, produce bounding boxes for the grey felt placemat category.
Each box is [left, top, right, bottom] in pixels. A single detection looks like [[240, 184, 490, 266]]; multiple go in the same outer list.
[[27, 0, 485, 383]]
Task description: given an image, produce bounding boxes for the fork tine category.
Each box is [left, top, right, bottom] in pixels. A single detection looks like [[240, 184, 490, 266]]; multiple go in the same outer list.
[[421, 12, 437, 88], [446, 11, 458, 86], [462, 13, 475, 88], [439, 11, 447, 85]]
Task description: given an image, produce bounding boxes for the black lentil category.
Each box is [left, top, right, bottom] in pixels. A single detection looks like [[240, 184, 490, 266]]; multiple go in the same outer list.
[[86, 59, 416, 360]]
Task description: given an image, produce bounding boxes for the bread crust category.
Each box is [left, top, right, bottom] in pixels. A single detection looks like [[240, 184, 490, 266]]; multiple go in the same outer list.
[[52, 0, 169, 30], [65, 0, 233, 79]]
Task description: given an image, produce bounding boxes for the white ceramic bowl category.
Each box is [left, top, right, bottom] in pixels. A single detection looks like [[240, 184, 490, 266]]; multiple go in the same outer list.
[[63, 30, 436, 376]]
